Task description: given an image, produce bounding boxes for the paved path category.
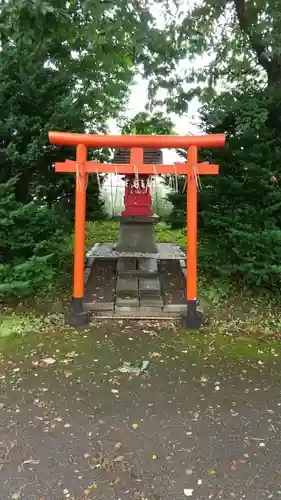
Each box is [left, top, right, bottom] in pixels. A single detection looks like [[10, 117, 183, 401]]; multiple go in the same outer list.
[[1, 321, 281, 499]]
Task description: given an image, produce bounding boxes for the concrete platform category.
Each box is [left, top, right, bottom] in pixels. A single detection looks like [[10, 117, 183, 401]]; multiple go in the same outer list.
[[83, 246, 204, 321], [86, 242, 185, 261]]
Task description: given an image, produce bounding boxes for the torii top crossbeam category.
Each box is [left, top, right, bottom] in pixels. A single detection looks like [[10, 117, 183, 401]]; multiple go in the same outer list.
[[49, 131, 225, 149]]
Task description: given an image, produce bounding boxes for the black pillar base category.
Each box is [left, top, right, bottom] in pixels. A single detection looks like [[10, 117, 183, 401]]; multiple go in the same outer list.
[[66, 297, 90, 327], [182, 300, 203, 329]]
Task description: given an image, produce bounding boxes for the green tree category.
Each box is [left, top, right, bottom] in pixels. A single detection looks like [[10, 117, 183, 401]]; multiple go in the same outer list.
[[0, 0, 184, 297], [197, 86, 281, 287], [0, 0, 182, 209], [0, 177, 70, 297], [164, 0, 281, 109], [120, 111, 175, 135], [164, 0, 281, 287]]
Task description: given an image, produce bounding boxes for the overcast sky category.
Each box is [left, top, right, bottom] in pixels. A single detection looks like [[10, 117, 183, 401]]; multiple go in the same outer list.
[[107, 0, 206, 162], [108, 74, 203, 163]]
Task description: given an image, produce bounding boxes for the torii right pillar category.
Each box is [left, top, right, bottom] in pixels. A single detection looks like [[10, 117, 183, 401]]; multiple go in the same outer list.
[[185, 145, 203, 329]]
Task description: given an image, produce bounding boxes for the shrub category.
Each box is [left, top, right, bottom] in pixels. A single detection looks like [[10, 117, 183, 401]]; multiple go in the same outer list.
[[0, 177, 71, 298]]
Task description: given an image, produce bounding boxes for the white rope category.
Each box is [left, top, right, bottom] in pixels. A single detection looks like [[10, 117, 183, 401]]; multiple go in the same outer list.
[[109, 166, 119, 218], [173, 164, 179, 193], [133, 164, 140, 191], [94, 164, 101, 191], [193, 162, 202, 191], [76, 161, 82, 192]]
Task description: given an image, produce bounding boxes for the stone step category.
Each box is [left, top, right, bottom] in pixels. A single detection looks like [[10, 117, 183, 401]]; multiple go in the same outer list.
[[138, 277, 161, 295], [139, 296, 163, 307], [85, 302, 114, 311], [117, 257, 159, 278], [114, 306, 164, 317], [162, 304, 186, 315], [116, 297, 139, 307], [117, 257, 137, 274], [138, 257, 158, 276], [116, 276, 138, 297]]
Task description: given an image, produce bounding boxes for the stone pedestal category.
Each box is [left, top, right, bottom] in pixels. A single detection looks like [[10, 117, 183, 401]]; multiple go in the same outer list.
[[116, 215, 158, 254]]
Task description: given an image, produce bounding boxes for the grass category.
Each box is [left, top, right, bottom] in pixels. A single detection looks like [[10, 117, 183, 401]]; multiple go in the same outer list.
[[1, 219, 281, 362], [0, 313, 42, 338], [82, 220, 186, 251]]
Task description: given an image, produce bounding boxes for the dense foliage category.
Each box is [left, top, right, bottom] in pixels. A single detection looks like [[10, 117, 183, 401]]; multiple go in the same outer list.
[[0, 0, 182, 297], [0, 177, 70, 297], [120, 111, 175, 135], [197, 86, 281, 288], [2, 0, 281, 295], [165, 0, 281, 288]]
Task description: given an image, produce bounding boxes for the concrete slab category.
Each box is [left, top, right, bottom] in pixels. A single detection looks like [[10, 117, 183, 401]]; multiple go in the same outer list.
[[115, 306, 164, 317], [138, 306, 166, 316], [84, 268, 91, 284], [163, 304, 186, 314], [139, 296, 163, 307], [139, 277, 161, 295], [85, 302, 115, 311], [86, 256, 95, 268], [116, 297, 139, 307], [117, 257, 137, 274], [181, 267, 187, 278], [138, 257, 158, 275], [87, 242, 185, 260], [86, 242, 99, 257], [116, 276, 138, 297]]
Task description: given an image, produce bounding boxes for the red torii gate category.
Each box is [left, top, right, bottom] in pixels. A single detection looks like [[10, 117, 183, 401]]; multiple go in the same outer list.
[[49, 131, 226, 328]]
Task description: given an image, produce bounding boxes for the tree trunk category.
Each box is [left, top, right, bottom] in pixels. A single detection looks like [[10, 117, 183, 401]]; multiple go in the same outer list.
[[233, 0, 281, 88]]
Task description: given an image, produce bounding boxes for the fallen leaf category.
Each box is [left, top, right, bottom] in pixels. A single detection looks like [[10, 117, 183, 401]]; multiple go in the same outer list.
[[18, 459, 40, 472], [41, 358, 56, 365], [115, 441, 122, 450], [118, 360, 149, 375], [132, 423, 138, 430]]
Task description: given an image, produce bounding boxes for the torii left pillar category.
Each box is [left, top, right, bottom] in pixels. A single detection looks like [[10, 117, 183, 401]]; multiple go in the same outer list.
[[67, 144, 90, 327]]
